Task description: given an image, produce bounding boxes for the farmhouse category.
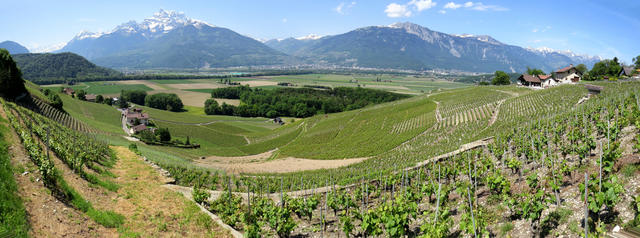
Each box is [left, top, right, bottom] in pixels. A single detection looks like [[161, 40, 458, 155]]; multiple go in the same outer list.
[[555, 64, 582, 83], [129, 124, 150, 134], [123, 108, 149, 126], [62, 87, 75, 95], [85, 94, 97, 102], [619, 66, 636, 77], [518, 74, 542, 87]]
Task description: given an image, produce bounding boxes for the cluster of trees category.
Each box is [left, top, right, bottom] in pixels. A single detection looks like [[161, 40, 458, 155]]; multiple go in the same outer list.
[[11, 52, 121, 84], [0, 49, 27, 99], [119, 90, 183, 112], [205, 87, 409, 118], [491, 71, 511, 85], [586, 58, 623, 80], [41, 89, 63, 109]]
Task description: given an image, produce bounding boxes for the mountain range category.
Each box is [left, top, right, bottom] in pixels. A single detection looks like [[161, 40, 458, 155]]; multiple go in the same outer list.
[[266, 22, 600, 73], [53, 10, 600, 73], [59, 10, 289, 69]]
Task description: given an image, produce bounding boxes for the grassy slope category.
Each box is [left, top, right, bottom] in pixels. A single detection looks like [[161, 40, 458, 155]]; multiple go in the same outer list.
[[0, 117, 29, 237], [44, 82, 153, 95], [279, 96, 437, 159], [60, 94, 123, 135]]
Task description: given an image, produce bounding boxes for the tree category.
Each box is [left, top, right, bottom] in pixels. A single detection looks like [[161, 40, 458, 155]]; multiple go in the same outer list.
[[526, 67, 545, 76], [633, 55, 640, 69], [145, 93, 183, 112], [492, 71, 511, 85], [204, 98, 220, 115], [117, 98, 129, 109], [575, 64, 588, 74], [49, 94, 63, 109], [120, 90, 147, 105], [76, 89, 86, 100], [590, 59, 622, 79], [155, 128, 171, 142], [95, 94, 104, 103], [0, 49, 27, 99]]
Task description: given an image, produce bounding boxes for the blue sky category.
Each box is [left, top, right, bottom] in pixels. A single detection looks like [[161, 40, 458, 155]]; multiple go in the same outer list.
[[1, 0, 639, 64]]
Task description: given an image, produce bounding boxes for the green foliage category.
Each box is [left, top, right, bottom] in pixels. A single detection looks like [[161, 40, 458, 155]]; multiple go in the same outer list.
[[634, 55, 640, 69], [211, 85, 252, 99], [154, 128, 171, 142], [526, 67, 545, 76], [379, 194, 417, 238], [120, 90, 147, 105], [206, 86, 409, 118], [492, 71, 511, 85], [265, 203, 297, 238], [11, 52, 121, 84], [192, 185, 210, 205], [209, 193, 244, 229], [575, 64, 588, 74], [204, 98, 220, 115], [145, 93, 183, 112], [419, 207, 452, 238], [590, 58, 622, 79], [0, 49, 27, 99], [76, 89, 86, 100]]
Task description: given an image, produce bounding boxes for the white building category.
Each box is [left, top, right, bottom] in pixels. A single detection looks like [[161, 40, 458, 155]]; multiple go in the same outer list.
[[555, 64, 582, 84]]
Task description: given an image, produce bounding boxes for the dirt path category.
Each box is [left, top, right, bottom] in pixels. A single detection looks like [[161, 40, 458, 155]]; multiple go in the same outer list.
[[434, 101, 442, 122], [167, 137, 493, 203], [487, 99, 506, 127], [109, 146, 232, 237], [194, 149, 367, 174]]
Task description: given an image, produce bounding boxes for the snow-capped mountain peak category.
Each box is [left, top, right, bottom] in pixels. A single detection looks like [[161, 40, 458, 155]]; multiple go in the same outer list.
[[75, 30, 105, 40], [295, 34, 323, 40], [72, 9, 216, 41], [527, 46, 603, 63]]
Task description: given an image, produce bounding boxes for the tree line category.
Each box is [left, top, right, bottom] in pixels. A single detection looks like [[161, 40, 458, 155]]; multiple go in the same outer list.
[[205, 86, 410, 118], [120, 90, 184, 112]]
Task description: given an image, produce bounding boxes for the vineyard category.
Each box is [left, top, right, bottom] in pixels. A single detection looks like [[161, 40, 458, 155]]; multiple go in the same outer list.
[[176, 82, 640, 237], [0, 99, 125, 228], [117, 82, 639, 237], [7, 81, 640, 237]]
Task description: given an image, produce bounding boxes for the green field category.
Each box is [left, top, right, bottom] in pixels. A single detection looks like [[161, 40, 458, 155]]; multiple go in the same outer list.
[[44, 82, 153, 95]]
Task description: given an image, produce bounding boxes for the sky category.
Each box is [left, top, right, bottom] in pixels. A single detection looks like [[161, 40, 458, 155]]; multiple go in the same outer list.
[[1, 0, 639, 64]]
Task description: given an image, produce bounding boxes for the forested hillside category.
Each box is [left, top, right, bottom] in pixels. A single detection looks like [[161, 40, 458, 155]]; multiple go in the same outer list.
[[12, 52, 121, 84]]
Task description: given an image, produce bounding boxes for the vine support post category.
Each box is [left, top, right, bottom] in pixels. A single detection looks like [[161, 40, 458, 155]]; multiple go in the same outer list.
[[467, 187, 477, 238], [434, 182, 442, 225], [280, 177, 284, 207], [584, 173, 589, 238], [599, 142, 602, 192]]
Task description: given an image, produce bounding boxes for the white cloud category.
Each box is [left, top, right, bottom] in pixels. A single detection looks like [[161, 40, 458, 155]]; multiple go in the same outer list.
[[335, 2, 356, 15], [532, 28, 539, 33], [444, 2, 462, 9], [469, 2, 508, 11], [438, 10, 447, 14], [282, 18, 288, 23], [441, 2, 507, 11], [409, 0, 437, 11], [385, 3, 412, 18]]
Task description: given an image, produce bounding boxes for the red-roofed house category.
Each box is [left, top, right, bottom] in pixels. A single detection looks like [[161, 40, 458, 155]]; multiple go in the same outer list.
[[123, 108, 149, 126], [555, 64, 582, 84], [518, 74, 557, 88]]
